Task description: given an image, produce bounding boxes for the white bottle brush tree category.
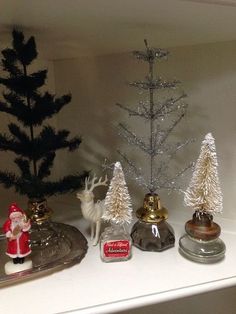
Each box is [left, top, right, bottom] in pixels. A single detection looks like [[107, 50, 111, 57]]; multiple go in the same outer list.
[[184, 133, 223, 214], [103, 162, 132, 225]]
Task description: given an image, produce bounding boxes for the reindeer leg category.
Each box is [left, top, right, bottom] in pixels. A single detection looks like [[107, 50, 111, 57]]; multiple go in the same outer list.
[[91, 222, 95, 241], [93, 220, 101, 246]]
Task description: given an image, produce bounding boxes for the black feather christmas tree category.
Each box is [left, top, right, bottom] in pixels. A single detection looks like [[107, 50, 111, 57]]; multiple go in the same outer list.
[[0, 30, 88, 202]]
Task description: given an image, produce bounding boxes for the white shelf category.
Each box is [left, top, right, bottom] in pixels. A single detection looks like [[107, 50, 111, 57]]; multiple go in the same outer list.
[[1, 211, 236, 314]]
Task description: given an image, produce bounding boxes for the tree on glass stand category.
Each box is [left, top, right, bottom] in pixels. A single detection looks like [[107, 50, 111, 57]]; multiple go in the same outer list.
[[0, 30, 88, 248], [100, 161, 133, 262], [116, 40, 192, 251], [179, 133, 226, 263]]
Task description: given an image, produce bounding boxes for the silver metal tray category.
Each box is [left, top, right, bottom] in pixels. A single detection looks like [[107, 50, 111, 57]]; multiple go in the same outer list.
[[0, 222, 88, 286]]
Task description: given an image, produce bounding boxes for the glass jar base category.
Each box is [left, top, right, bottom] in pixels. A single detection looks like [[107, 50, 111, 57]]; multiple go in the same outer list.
[[179, 234, 226, 263], [131, 220, 175, 252], [100, 225, 132, 262]]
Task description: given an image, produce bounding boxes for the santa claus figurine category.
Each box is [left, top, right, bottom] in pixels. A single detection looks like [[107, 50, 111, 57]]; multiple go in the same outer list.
[[3, 203, 32, 273]]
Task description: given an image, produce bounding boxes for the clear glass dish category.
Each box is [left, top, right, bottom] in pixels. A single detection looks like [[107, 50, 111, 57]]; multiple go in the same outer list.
[[0, 222, 88, 286]]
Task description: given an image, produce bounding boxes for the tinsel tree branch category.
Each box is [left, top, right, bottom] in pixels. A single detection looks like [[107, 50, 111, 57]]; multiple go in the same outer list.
[[154, 162, 194, 192], [165, 139, 195, 159], [117, 123, 150, 154], [115, 102, 141, 117], [117, 151, 149, 190], [153, 94, 187, 119], [133, 40, 169, 62], [153, 111, 186, 155], [116, 95, 186, 122], [129, 77, 180, 90]]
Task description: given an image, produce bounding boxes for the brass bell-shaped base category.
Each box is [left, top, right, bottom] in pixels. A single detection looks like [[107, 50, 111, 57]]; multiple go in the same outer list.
[[27, 199, 53, 224], [136, 193, 168, 223], [131, 193, 175, 252]]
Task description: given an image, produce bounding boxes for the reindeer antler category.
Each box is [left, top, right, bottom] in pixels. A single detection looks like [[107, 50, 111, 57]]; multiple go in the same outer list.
[[84, 176, 90, 191], [88, 174, 108, 191]]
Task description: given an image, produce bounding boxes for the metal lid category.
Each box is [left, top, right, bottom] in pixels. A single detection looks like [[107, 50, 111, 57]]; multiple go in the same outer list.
[[136, 193, 168, 223]]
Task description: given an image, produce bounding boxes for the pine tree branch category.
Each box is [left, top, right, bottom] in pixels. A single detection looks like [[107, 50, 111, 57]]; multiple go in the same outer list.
[[0, 170, 89, 199], [0, 100, 16, 116], [0, 171, 19, 189], [31, 93, 71, 125], [2, 48, 21, 75], [12, 29, 24, 52], [43, 171, 89, 196], [12, 30, 37, 66], [0, 133, 27, 154], [20, 36, 37, 66], [37, 152, 55, 179], [1, 92, 30, 123], [2, 48, 17, 64], [8, 123, 30, 143], [0, 70, 47, 96], [32, 126, 82, 159], [14, 158, 31, 178]]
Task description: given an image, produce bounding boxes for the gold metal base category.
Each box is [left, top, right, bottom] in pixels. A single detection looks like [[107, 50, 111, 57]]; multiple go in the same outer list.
[[27, 199, 53, 224], [136, 193, 168, 223]]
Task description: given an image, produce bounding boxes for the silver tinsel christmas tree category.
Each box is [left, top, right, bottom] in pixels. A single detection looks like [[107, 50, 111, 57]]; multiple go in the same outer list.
[[117, 40, 192, 193]]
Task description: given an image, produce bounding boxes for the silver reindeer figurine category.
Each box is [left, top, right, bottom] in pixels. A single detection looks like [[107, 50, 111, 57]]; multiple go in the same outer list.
[[76, 175, 108, 246]]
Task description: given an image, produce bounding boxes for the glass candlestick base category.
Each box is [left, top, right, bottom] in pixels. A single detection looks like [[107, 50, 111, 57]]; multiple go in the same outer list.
[[179, 234, 226, 263], [100, 224, 132, 262], [131, 193, 175, 252], [131, 219, 175, 251], [179, 210, 226, 263]]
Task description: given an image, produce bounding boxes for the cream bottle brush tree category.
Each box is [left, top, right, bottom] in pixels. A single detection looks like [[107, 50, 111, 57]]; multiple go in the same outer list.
[[179, 133, 225, 263], [184, 133, 223, 214], [103, 161, 132, 225]]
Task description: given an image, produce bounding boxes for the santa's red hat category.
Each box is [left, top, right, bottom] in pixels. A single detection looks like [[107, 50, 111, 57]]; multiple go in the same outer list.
[[8, 203, 24, 219]]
